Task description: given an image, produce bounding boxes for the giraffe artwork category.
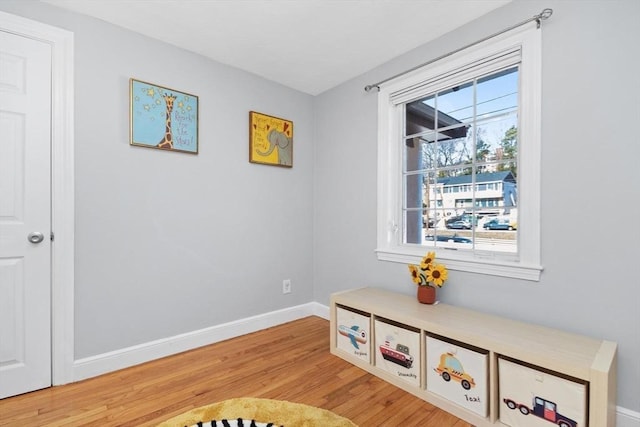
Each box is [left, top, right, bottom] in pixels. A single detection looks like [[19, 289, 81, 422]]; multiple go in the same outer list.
[[156, 93, 177, 150], [129, 79, 199, 154]]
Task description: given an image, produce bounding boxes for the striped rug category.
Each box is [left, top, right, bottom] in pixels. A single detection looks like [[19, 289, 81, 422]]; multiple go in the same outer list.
[[157, 397, 358, 427]]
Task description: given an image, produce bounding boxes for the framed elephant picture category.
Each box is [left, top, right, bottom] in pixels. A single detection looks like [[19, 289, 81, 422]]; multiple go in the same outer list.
[[249, 111, 293, 167]]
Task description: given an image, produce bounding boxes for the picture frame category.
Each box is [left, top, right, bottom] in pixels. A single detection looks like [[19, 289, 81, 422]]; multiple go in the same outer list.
[[249, 111, 293, 167], [129, 78, 199, 154]]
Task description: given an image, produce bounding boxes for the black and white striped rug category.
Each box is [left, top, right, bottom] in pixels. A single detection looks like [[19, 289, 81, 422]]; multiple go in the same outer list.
[[159, 397, 358, 427], [187, 419, 281, 427]]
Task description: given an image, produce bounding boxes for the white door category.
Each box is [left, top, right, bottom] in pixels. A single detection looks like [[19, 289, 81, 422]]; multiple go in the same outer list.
[[0, 30, 53, 399]]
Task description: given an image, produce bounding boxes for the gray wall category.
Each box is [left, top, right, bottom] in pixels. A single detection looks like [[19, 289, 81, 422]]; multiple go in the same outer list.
[[1, 0, 638, 415], [313, 0, 640, 412], [0, 1, 315, 358]]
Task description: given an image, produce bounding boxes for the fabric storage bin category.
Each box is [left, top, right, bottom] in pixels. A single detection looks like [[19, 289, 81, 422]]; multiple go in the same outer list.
[[499, 357, 587, 427], [426, 335, 488, 417], [335, 306, 370, 363], [374, 318, 421, 386]]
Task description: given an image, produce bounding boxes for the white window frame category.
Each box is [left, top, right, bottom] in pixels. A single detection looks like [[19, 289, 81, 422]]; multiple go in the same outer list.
[[376, 23, 542, 281]]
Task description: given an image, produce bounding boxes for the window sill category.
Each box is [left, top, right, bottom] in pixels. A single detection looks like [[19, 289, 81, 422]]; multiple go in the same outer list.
[[375, 248, 542, 281]]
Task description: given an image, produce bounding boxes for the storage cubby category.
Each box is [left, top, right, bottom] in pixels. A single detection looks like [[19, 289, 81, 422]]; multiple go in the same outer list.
[[374, 318, 421, 387], [498, 357, 587, 427], [426, 334, 489, 417], [335, 305, 371, 364], [329, 287, 617, 427]]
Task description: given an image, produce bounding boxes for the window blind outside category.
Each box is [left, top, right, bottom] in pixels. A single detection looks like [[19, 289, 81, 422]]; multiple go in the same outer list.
[[389, 47, 521, 106]]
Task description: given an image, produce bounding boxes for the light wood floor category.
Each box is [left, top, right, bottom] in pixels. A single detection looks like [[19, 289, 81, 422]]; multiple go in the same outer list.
[[0, 316, 472, 426]]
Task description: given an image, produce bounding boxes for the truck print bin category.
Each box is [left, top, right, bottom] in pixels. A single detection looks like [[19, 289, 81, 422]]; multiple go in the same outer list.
[[499, 357, 587, 427]]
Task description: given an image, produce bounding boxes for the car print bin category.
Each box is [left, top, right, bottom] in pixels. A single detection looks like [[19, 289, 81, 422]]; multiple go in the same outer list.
[[426, 335, 488, 417], [499, 357, 587, 427], [335, 306, 370, 363], [374, 318, 421, 387]]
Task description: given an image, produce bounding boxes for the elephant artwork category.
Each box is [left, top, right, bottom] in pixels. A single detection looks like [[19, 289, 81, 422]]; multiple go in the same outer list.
[[249, 111, 293, 167], [256, 129, 292, 166]]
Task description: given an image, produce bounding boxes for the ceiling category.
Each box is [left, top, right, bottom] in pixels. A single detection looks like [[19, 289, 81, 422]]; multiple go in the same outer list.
[[42, 0, 511, 95]]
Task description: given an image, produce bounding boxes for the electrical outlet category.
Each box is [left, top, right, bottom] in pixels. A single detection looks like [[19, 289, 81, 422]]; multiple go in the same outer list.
[[282, 279, 292, 294]]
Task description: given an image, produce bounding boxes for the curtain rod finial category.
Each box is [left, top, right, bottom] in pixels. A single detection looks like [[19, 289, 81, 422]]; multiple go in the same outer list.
[[535, 8, 553, 27], [540, 8, 553, 20], [364, 84, 379, 93]]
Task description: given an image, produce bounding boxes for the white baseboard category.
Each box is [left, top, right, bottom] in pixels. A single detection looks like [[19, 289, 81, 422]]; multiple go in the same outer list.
[[72, 302, 329, 382], [309, 301, 330, 319], [617, 406, 640, 427]]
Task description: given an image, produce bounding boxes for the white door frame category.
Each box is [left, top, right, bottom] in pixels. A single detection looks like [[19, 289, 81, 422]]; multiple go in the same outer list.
[[0, 11, 75, 386]]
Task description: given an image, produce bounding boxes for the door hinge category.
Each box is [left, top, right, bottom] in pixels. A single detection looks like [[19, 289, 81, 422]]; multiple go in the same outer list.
[[50, 231, 55, 242]]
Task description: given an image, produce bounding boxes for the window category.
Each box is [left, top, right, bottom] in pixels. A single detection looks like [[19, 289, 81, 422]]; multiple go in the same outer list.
[[376, 24, 542, 280]]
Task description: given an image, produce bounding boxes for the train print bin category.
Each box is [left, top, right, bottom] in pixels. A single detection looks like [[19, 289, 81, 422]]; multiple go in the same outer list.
[[499, 357, 587, 427], [426, 335, 488, 417], [374, 318, 420, 387], [335, 306, 370, 363]]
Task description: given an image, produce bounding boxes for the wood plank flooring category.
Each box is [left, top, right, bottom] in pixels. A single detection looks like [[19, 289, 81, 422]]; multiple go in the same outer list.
[[0, 316, 472, 426]]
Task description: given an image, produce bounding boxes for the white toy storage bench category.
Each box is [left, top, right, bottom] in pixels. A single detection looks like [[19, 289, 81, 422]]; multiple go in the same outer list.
[[330, 287, 617, 427]]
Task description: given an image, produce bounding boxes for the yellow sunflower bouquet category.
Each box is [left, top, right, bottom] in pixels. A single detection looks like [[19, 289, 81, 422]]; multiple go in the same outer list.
[[408, 251, 448, 288]]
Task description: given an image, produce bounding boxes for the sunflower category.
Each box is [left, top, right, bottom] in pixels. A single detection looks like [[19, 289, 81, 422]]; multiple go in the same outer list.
[[420, 251, 436, 269], [408, 264, 423, 285], [426, 263, 448, 287]]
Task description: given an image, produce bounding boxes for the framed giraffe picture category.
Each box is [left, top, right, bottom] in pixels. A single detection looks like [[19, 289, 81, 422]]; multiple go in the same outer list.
[[129, 78, 199, 154], [249, 111, 293, 167]]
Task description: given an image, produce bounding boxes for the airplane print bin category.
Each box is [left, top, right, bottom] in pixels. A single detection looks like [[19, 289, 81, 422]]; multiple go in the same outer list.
[[499, 357, 587, 427], [426, 335, 488, 417], [335, 306, 370, 363], [374, 318, 421, 387]]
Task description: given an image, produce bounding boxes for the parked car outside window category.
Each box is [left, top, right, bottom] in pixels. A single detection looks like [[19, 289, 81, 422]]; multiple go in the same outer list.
[[447, 220, 472, 230], [425, 235, 473, 244], [483, 218, 517, 230]]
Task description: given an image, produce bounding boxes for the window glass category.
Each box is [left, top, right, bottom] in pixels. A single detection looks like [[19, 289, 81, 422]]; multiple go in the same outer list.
[[477, 68, 518, 118], [402, 67, 520, 253], [436, 81, 475, 123]]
